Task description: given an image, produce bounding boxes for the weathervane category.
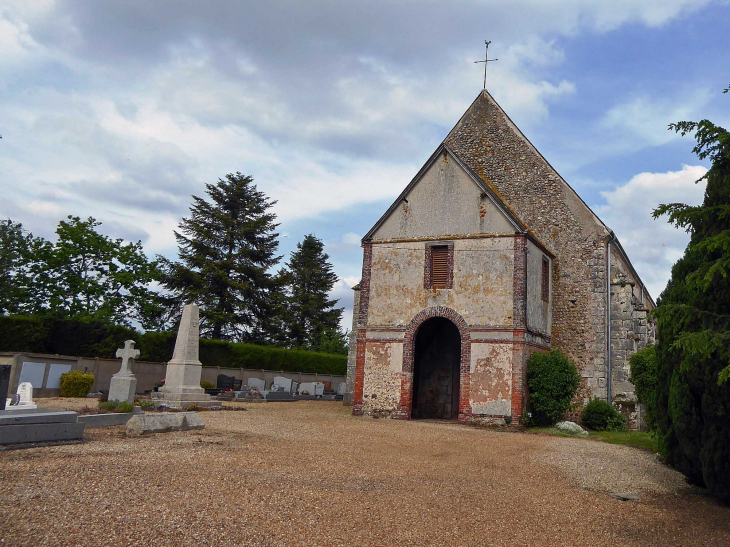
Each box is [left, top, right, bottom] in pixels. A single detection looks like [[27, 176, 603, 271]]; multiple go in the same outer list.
[[474, 40, 498, 89]]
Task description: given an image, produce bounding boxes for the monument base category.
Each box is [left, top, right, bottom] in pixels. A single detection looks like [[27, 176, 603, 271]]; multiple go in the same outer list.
[[150, 391, 219, 409], [109, 375, 137, 404]]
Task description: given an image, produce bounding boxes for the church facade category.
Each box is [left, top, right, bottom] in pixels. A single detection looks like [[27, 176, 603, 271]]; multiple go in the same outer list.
[[345, 90, 655, 428]]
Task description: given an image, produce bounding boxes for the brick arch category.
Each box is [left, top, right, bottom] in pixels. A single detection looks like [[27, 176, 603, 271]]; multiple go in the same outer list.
[[397, 306, 472, 422]]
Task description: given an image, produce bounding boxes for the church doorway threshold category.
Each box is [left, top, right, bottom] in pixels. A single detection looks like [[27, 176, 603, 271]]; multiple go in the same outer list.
[[411, 317, 461, 420]]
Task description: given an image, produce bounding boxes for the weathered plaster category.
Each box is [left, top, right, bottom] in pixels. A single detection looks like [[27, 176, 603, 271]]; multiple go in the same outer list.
[[373, 151, 515, 241], [362, 341, 403, 413], [526, 239, 551, 335], [470, 343, 513, 415], [367, 237, 515, 328]]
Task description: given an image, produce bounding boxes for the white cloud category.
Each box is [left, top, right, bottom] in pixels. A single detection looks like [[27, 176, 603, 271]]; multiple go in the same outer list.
[[595, 164, 707, 299], [329, 276, 361, 332], [600, 91, 714, 151], [342, 232, 361, 245]]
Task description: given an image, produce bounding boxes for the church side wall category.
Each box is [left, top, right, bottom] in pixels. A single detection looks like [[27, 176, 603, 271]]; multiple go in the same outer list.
[[445, 95, 610, 407], [609, 245, 656, 429]]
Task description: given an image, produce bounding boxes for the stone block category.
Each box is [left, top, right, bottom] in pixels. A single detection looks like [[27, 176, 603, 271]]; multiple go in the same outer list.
[[0, 409, 85, 445], [0, 422, 85, 445], [108, 375, 137, 404], [126, 412, 204, 436]]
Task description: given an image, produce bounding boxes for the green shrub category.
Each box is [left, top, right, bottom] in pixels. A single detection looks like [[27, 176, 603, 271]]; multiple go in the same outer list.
[[137, 399, 155, 408], [59, 370, 94, 397], [98, 400, 133, 413], [582, 398, 627, 431], [98, 400, 119, 412], [116, 401, 133, 413], [629, 345, 658, 431], [526, 349, 581, 426], [200, 381, 215, 390]]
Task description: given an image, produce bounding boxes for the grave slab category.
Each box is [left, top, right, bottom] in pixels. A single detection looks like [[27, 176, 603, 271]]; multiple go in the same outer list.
[[0, 409, 85, 445]]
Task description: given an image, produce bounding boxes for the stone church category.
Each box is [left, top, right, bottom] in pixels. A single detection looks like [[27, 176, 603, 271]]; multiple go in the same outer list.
[[344, 90, 654, 428]]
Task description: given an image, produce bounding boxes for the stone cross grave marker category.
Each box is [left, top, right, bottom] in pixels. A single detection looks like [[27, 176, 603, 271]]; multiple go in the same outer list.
[[109, 340, 140, 404]]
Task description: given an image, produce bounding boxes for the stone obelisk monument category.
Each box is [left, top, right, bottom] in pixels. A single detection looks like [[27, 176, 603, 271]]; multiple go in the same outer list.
[[153, 304, 214, 408]]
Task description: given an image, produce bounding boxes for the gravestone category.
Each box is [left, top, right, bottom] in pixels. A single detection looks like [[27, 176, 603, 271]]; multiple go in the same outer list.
[[272, 376, 292, 393], [217, 374, 242, 391], [6, 382, 38, 411], [108, 340, 139, 404], [314, 382, 325, 396], [17, 382, 37, 408], [0, 365, 10, 411], [298, 382, 317, 396], [248, 378, 265, 391], [337, 382, 346, 396], [152, 304, 215, 408]]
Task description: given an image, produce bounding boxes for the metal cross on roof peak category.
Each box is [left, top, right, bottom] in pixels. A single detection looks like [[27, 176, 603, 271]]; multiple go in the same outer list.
[[474, 40, 498, 90]]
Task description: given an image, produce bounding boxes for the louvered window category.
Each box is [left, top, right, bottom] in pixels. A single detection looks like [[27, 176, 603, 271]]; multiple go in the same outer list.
[[542, 256, 550, 302], [431, 246, 449, 289]]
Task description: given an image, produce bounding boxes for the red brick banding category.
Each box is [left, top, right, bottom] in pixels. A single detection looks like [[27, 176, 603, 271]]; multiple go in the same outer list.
[[398, 306, 472, 421]]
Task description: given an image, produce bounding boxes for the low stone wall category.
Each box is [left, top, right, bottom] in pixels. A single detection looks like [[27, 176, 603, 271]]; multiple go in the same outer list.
[[1, 352, 345, 397]]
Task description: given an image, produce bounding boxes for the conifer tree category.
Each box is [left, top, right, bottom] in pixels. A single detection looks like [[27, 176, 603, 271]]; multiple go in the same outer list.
[[160, 173, 283, 342], [283, 234, 343, 349], [652, 86, 730, 501]]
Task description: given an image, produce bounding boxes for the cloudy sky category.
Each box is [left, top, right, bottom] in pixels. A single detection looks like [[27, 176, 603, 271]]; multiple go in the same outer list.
[[1, 1, 729, 330]]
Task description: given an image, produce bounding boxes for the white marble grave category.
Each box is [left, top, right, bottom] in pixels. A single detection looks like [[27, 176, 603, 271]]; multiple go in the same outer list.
[[298, 382, 324, 396], [5, 382, 38, 411], [271, 376, 292, 392], [248, 378, 266, 391], [337, 382, 346, 396]]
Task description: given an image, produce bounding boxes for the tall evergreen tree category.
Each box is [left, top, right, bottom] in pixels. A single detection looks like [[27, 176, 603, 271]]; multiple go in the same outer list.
[[652, 86, 730, 501], [284, 234, 343, 349], [160, 172, 283, 342]]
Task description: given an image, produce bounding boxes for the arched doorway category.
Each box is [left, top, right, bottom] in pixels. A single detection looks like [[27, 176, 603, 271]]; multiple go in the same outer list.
[[412, 317, 461, 420]]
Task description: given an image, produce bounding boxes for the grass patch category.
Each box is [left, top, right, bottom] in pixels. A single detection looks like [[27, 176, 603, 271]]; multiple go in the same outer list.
[[587, 430, 658, 452], [526, 427, 658, 452]]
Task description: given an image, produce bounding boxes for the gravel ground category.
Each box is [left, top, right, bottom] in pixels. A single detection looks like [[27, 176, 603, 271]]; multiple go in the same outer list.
[[1, 400, 728, 546]]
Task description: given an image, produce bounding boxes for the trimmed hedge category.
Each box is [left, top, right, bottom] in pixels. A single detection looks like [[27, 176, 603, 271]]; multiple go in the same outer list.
[[0, 315, 347, 376], [0, 315, 137, 357], [60, 370, 95, 398], [582, 398, 627, 432]]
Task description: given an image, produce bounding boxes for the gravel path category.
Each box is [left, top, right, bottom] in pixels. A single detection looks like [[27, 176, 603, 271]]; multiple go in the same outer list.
[[1, 400, 728, 546]]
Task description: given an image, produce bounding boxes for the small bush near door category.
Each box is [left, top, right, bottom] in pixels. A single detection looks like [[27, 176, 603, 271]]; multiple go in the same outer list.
[[525, 349, 581, 426], [59, 370, 95, 397]]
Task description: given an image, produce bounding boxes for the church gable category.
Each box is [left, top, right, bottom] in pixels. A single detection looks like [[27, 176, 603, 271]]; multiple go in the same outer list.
[[367, 145, 523, 242]]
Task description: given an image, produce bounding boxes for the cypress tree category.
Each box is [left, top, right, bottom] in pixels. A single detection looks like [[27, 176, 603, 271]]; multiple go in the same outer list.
[[652, 87, 730, 501], [161, 173, 284, 342], [284, 234, 343, 349]]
